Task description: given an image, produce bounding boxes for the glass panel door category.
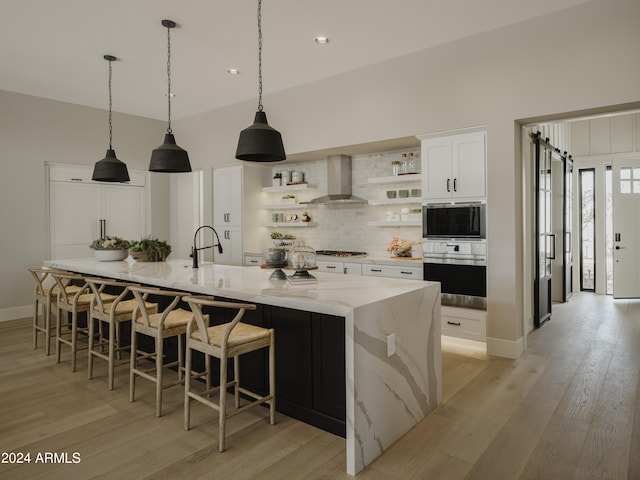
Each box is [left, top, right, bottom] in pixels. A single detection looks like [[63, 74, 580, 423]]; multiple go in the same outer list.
[[579, 169, 595, 291]]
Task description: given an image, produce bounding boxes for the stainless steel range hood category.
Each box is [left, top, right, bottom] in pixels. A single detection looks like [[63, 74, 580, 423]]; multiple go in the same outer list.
[[304, 154, 366, 205]]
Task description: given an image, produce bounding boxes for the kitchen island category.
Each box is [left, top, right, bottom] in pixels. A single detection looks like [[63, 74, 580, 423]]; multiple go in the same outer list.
[[44, 257, 441, 475]]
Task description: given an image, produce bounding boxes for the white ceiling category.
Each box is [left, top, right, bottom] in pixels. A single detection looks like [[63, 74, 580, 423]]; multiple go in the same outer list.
[[0, 0, 591, 121]]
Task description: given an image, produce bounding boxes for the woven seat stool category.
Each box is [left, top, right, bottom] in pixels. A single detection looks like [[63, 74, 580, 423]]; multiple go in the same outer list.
[[86, 278, 157, 391], [52, 272, 116, 372], [129, 286, 209, 417], [29, 267, 81, 355], [183, 295, 275, 452]]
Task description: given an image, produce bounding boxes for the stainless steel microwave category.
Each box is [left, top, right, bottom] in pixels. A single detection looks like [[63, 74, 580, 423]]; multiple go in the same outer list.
[[422, 203, 486, 239]]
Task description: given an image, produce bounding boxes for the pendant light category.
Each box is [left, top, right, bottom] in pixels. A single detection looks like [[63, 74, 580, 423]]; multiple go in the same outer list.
[[149, 19, 191, 173], [235, 0, 286, 162], [92, 55, 130, 182]]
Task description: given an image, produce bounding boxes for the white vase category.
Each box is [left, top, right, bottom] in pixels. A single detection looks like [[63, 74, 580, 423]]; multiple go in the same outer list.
[[94, 249, 128, 262]]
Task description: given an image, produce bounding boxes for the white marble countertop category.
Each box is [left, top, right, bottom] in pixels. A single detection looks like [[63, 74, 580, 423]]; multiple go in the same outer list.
[[44, 257, 432, 317]]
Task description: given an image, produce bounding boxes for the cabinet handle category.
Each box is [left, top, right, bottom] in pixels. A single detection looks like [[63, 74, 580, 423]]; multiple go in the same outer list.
[[249, 259, 258, 264], [400, 271, 413, 275], [447, 321, 461, 326], [326, 265, 337, 269], [226, 230, 231, 240], [71, 178, 83, 182], [371, 268, 382, 272], [453, 178, 457, 192], [447, 178, 451, 192]]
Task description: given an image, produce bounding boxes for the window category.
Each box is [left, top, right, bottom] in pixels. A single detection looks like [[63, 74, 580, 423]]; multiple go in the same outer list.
[[580, 169, 595, 292], [619, 167, 640, 194]]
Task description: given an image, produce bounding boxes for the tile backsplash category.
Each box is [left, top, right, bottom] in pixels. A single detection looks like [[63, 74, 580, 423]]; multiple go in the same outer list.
[[266, 147, 422, 258]]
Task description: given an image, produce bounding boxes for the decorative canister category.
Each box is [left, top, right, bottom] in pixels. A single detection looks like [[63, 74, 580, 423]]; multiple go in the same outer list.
[[272, 173, 282, 187], [291, 171, 304, 183], [281, 170, 291, 184]]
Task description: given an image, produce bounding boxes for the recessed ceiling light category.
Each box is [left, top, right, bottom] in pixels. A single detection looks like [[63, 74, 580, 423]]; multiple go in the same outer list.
[[226, 68, 240, 75], [314, 36, 329, 45]]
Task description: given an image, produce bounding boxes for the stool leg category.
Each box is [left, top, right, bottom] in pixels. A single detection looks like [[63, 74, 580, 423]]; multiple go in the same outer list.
[[129, 328, 138, 403], [108, 318, 115, 390], [33, 298, 39, 350], [177, 333, 184, 384], [45, 297, 53, 356], [184, 341, 192, 431], [156, 335, 163, 417], [234, 356, 240, 409], [56, 308, 63, 364], [269, 330, 276, 425], [70, 310, 78, 372], [219, 351, 228, 453], [88, 314, 95, 379]]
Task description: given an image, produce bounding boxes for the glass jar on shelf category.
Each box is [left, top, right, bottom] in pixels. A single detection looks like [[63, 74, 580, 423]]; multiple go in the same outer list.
[[400, 153, 408, 175], [391, 160, 400, 176]]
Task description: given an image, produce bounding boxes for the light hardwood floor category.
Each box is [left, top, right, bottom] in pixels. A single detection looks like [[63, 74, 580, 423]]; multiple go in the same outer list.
[[1, 292, 638, 479]]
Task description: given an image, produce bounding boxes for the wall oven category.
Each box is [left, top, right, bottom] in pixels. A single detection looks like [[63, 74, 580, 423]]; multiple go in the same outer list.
[[423, 239, 487, 310], [422, 202, 486, 239]]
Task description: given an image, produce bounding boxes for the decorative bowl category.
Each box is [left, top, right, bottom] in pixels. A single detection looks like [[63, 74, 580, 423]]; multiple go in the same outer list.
[[94, 249, 128, 262]]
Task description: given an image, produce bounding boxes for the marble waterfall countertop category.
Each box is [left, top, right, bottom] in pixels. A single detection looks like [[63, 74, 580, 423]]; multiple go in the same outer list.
[[44, 257, 441, 476]]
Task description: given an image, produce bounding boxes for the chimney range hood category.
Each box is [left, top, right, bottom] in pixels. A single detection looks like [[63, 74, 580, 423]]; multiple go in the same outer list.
[[304, 155, 366, 205]]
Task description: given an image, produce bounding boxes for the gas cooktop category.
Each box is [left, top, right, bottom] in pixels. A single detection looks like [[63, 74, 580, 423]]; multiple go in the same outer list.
[[315, 250, 367, 257]]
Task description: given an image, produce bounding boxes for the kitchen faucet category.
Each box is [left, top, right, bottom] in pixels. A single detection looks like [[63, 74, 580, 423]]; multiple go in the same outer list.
[[191, 225, 223, 269]]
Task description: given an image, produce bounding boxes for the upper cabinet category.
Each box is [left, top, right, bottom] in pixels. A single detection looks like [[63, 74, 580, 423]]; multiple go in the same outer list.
[[420, 131, 486, 202], [213, 165, 243, 227]]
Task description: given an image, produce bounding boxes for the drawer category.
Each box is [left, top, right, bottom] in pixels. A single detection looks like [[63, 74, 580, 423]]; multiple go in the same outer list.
[[244, 254, 262, 266], [343, 262, 362, 275], [362, 264, 422, 280], [441, 306, 486, 341], [317, 260, 343, 273]]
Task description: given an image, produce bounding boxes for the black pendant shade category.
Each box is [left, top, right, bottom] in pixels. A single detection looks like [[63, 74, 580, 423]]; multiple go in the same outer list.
[[235, 111, 286, 162], [149, 133, 191, 172], [92, 149, 130, 182]]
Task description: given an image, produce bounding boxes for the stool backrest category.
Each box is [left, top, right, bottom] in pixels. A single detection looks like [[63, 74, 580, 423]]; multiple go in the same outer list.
[[183, 295, 257, 345], [29, 267, 60, 298], [50, 272, 89, 308], [85, 277, 133, 315], [129, 286, 187, 328]]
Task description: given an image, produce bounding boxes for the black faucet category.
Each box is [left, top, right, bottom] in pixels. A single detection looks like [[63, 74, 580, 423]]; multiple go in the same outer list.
[[191, 225, 223, 269]]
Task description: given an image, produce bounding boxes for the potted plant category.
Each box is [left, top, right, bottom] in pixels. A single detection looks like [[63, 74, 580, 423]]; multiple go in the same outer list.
[[270, 231, 296, 247], [89, 236, 131, 262], [281, 194, 296, 204], [128, 237, 172, 262]]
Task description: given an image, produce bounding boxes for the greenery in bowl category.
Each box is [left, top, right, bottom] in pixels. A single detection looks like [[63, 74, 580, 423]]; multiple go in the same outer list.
[[89, 236, 131, 250], [128, 237, 172, 262]]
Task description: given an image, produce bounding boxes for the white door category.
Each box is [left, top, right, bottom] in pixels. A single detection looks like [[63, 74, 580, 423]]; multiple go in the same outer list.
[[213, 165, 242, 226], [612, 158, 640, 298], [50, 182, 100, 259], [102, 184, 146, 241]]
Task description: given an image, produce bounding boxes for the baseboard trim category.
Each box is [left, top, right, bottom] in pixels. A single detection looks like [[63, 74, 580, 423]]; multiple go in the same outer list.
[[486, 336, 525, 359], [0, 305, 32, 322]]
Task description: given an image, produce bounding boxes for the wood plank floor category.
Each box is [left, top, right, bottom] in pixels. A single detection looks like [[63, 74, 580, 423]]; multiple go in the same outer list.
[[1, 292, 638, 479]]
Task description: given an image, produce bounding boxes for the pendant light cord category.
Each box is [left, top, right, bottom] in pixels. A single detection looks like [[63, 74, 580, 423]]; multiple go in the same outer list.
[[107, 57, 113, 149], [166, 24, 173, 134], [257, 0, 263, 112]]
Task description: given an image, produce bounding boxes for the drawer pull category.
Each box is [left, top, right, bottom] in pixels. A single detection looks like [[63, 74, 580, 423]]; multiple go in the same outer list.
[[249, 259, 258, 263], [71, 178, 83, 181], [446, 321, 461, 326], [371, 268, 382, 272], [400, 271, 413, 275], [326, 265, 337, 269]]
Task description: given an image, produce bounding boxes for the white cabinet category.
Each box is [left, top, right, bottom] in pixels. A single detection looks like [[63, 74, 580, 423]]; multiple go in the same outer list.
[[420, 131, 486, 202], [244, 254, 262, 266], [362, 264, 422, 280], [213, 165, 243, 227], [213, 164, 270, 266], [344, 262, 363, 275], [317, 260, 363, 275], [441, 306, 486, 342], [49, 164, 149, 259]]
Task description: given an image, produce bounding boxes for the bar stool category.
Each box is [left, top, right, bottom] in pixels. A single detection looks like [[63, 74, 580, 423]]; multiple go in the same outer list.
[[85, 278, 157, 391], [183, 295, 275, 452], [129, 286, 208, 417], [52, 272, 116, 372], [29, 267, 81, 355]]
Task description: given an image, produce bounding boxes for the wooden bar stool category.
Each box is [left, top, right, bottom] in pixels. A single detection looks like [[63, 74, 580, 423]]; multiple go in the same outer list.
[[29, 267, 81, 355], [85, 278, 157, 390], [52, 272, 116, 372], [183, 295, 275, 452], [129, 286, 209, 417]]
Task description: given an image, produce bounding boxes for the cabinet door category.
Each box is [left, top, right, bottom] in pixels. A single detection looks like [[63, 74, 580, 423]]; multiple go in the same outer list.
[[50, 181, 100, 259], [422, 137, 453, 200], [213, 225, 243, 266], [312, 313, 346, 420], [213, 166, 243, 226], [452, 132, 486, 199], [102, 184, 147, 240]]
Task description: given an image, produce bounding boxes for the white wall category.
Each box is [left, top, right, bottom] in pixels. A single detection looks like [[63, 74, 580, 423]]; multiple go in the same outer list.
[[0, 90, 166, 319], [174, 0, 640, 357]]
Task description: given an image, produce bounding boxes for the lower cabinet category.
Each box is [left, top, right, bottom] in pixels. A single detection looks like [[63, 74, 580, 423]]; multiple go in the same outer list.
[[362, 264, 422, 280], [195, 300, 347, 437]]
